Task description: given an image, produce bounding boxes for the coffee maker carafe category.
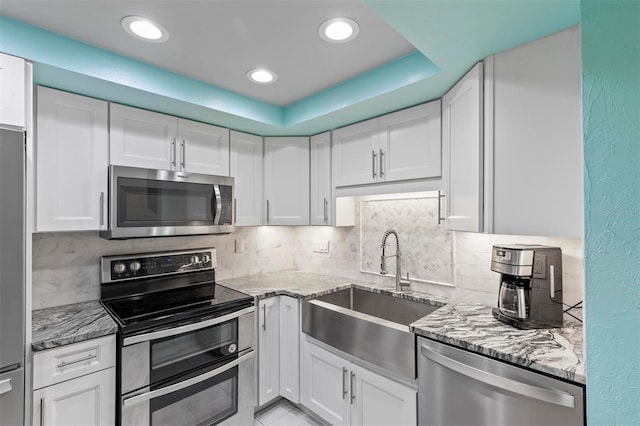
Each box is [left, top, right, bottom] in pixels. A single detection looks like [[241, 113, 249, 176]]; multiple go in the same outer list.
[[491, 245, 563, 329]]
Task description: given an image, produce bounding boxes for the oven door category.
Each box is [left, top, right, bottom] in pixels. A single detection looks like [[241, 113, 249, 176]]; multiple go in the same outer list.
[[122, 349, 255, 426], [103, 165, 234, 239], [121, 307, 254, 395]]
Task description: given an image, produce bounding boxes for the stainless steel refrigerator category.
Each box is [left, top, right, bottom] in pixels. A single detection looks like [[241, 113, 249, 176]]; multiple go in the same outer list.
[[0, 128, 25, 426]]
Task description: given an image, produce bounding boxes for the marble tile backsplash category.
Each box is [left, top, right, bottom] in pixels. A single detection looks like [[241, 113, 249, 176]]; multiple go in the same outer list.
[[32, 197, 584, 314]]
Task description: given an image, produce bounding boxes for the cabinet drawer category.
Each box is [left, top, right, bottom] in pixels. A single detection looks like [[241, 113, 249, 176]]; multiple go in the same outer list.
[[33, 335, 116, 390]]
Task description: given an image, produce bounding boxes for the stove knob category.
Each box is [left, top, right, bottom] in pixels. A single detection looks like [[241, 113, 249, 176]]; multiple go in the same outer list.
[[129, 261, 142, 273], [113, 262, 126, 274], [190, 255, 200, 266], [202, 254, 211, 264]]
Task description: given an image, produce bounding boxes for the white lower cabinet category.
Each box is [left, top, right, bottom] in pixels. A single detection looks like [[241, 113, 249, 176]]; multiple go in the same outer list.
[[32, 336, 116, 426], [300, 337, 416, 426], [33, 368, 115, 426], [257, 296, 300, 407]]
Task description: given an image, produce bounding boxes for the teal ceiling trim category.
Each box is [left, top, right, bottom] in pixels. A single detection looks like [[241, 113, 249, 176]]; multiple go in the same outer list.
[[0, 16, 283, 126], [284, 51, 439, 127], [364, 0, 580, 84]]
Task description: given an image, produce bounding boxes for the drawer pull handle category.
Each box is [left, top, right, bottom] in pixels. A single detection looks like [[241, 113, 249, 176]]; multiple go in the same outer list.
[[57, 353, 96, 368]]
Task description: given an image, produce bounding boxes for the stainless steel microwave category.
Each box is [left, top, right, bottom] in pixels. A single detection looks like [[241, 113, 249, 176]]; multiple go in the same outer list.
[[100, 165, 234, 239]]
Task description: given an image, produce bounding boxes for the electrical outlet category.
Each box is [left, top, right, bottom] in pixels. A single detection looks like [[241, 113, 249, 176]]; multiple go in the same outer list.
[[235, 239, 244, 253], [312, 240, 329, 253]]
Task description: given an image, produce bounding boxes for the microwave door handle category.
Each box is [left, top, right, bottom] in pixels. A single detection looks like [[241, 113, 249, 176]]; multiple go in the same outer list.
[[123, 306, 254, 346], [212, 185, 222, 225], [122, 350, 255, 409]]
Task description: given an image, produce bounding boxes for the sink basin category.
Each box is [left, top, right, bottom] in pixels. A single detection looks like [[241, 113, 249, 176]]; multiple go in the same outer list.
[[302, 287, 443, 381]]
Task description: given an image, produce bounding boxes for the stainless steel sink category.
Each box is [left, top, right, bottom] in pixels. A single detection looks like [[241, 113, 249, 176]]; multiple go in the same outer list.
[[302, 287, 443, 381]]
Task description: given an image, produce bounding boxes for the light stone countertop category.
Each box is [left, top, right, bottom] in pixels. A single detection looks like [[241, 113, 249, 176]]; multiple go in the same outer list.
[[410, 303, 585, 384], [219, 270, 447, 306], [32, 301, 118, 352]]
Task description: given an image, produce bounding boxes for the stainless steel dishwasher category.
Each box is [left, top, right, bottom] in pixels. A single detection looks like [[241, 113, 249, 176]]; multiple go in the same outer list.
[[417, 337, 585, 426]]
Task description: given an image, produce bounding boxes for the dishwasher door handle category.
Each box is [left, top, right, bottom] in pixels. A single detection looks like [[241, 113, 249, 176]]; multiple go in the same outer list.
[[420, 344, 575, 408]]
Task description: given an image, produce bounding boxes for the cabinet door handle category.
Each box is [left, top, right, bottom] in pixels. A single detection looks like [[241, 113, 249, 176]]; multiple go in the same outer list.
[[350, 371, 356, 404], [379, 149, 385, 178], [171, 138, 177, 169], [99, 192, 104, 227], [40, 398, 44, 426], [266, 200, 270, 224], [262, 304, 266, 331], [437, 190, 446, 225], [342, 367, 348, 399], [181, 140, 186, 171], [372, 150, 377, 179], [57, 353, 97, 368], [323, 198, 328, 224], [234, 198, 237, 224]]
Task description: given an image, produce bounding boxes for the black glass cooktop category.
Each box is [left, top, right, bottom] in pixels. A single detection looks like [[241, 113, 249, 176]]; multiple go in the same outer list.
[[102, 282, 253, 334]]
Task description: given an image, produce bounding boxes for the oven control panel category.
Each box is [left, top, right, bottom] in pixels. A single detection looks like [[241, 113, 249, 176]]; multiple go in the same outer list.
[[101, 248, 217, 283]]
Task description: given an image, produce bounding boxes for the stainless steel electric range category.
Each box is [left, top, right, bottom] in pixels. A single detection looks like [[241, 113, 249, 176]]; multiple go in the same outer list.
[[100, 248, 255, 426]]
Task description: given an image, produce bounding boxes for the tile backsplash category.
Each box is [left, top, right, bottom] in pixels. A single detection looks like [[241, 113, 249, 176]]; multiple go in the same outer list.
[[32, 195, 584, 315]]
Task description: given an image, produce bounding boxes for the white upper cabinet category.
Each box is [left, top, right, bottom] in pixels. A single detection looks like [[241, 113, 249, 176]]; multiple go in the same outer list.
[[264, 137, 310, 226], [110, 104, 230, 174], [332, 118, 379, 187], [109, 103, 177, 170], [36, 87, 109, 232], [177, 118, 229, 175], [230, 130, 263, 226], [310, 132, 332, 226], [442, 63, 484, 232], [379, 100, 442, 182], [0, 53, 26, 128], [485, 27, 583, 237], [333, 101, 441, 187]]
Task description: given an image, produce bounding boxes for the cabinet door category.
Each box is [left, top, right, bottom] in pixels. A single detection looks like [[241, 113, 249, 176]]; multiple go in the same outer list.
[[0, 53, 26, 128], [258, 297, 280, 406], [332, 118, 379, 186], [379, 101, 442, 182], [487, 27, 583, 237], [178, 118, 230, 175], [442, 63, 484, 232], [300, 339, 350, 426], [36, 87, 108, 232], [229, 131, 263, 226], [264, 137, 310, 226], [350, 364, 417, 426], [279, 296, 300, 403], [310, 132, 332, 225], [33, 368, 115, 426], [109, 103, 177, 170]]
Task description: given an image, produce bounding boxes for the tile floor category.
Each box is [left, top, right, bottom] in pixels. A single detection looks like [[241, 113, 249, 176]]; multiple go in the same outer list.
[[254, 399, 323, 426]]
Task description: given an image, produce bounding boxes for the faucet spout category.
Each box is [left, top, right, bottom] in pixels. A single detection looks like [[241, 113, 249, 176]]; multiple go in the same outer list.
[[380, 229, 410, 291]]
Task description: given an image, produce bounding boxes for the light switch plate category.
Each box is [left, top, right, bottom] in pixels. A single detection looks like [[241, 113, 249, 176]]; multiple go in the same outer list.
[[235, 239, 244, 253], [312, 240, 329, 253]]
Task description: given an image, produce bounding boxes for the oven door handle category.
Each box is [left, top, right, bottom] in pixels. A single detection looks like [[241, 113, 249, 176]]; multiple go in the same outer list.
[[123, 306, 255, 346], [122, 349, 254, 409]]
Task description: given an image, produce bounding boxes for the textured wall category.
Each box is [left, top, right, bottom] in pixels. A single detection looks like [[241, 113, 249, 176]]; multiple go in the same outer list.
[[581, 1, 640, 423]]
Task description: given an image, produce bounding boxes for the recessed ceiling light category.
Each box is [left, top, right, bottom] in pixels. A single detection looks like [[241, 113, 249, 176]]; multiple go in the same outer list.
[[247, 68, 277, 84], [319, 17, 360, 43], [121, 16, 169, 42]]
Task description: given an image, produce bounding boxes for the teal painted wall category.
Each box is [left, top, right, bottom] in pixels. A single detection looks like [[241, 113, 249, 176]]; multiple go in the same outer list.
[[581, 0, 640, 424]]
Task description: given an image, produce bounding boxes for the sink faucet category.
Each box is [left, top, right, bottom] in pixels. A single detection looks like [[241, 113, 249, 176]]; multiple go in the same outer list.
[[380, 229, 411, 291]]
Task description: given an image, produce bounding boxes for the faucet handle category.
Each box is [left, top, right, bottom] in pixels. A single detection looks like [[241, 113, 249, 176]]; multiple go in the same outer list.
[[399, 272, 411, 290], [380, 255, 387, 275]]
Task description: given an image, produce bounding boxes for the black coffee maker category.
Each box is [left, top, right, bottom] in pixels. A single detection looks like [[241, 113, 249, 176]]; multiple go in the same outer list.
[[491, 244, 563, 329]]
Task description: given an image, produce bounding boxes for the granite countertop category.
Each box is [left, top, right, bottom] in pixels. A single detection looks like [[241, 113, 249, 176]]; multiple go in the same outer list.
[[410, 303, 585, 384], [32, 301, 118, 352], [219, 270, 447, 306]]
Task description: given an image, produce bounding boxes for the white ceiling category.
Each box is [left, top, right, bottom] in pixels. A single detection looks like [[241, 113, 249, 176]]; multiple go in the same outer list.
[[1, 0, 416, 106]]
